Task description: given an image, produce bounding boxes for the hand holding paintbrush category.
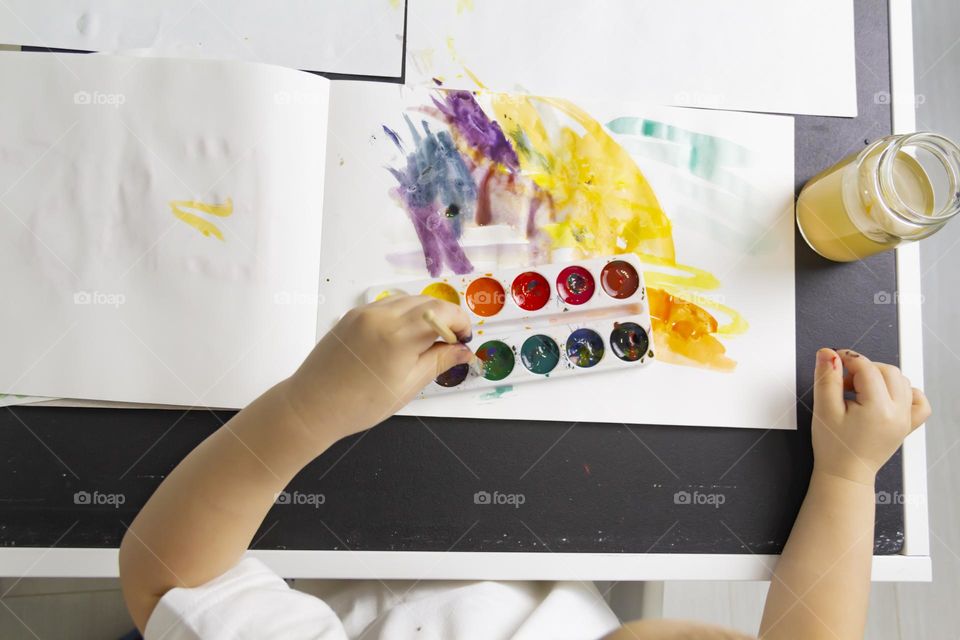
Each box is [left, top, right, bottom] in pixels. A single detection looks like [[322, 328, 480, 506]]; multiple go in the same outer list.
[[422, 309, 479, 367], [422, 309, 460, 344]]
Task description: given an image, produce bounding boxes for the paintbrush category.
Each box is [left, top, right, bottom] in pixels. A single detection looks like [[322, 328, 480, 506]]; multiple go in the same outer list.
[[422, 309, 459, 344], [422, 309, 482, 369]]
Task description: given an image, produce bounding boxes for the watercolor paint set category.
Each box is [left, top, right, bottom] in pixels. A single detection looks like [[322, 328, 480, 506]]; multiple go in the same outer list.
[[366, 254, 655, 395]]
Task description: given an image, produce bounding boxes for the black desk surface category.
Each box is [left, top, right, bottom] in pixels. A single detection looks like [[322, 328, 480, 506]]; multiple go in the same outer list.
[[1, 0, 906, 556]]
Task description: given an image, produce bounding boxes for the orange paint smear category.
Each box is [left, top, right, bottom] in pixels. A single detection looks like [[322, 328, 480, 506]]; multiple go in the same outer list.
[[648, 288, 735, 371]]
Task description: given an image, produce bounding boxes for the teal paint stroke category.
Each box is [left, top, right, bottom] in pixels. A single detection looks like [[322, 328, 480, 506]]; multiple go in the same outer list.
[[605, 117, 751, 180], [614, 134, 758, 197], [480, 385, 514, 400], [615, 136, 758, 201], [607, 117, 779, 255]]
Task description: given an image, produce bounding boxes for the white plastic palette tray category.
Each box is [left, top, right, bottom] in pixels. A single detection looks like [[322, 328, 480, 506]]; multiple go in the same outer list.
[[365, 255, 655, 396]]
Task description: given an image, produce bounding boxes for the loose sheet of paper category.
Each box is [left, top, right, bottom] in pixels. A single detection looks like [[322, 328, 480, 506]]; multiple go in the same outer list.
[[0, 0, 405, 77], [0, 53, 329, 407], [318, 82, 797, 430], [407, 0, 856, 117]]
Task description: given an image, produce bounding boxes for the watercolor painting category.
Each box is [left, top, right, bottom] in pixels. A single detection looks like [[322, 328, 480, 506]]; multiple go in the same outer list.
[[382, 89, 750, 372]]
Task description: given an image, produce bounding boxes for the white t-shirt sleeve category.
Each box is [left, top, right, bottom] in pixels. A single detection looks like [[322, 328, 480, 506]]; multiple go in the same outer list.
[[144, 558, 347, 640]]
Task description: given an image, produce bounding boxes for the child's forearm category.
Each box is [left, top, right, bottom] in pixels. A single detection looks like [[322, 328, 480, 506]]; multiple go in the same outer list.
[[759, 470, 876, 640], [119, 296, 475, 632], [119, 378, 339, 631]]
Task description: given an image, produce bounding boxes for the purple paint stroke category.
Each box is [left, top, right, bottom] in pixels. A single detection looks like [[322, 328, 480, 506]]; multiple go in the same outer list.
[[385, 115, 476, 277], [382, 125, 402, 148], [432, 91, 519, 170]]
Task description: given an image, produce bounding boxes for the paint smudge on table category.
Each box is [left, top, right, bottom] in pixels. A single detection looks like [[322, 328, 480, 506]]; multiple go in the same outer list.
[[383, 90, 748, 371]]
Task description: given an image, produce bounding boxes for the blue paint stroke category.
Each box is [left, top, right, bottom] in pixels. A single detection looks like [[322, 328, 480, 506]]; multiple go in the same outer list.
[[386, 115, 477, 276]]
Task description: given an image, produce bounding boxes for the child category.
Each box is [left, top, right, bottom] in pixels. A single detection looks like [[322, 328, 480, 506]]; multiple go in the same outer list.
[[119, 294, 930, 639]]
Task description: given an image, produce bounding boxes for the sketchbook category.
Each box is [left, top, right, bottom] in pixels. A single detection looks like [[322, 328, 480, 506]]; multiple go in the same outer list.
[[0, 53, 796, 429]]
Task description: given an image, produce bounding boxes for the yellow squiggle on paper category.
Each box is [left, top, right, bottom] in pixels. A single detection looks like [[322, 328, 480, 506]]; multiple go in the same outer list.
[[446, 38, 487, 90], [169, 198, 234, 241], [488, 94, 747, 371]]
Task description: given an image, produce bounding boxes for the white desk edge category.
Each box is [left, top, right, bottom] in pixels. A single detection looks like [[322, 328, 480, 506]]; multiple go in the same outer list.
[[0, 0, 932, 582]]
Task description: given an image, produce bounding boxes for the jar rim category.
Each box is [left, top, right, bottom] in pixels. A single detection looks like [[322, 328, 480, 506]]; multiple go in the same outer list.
[[875, 132, 960, 227]]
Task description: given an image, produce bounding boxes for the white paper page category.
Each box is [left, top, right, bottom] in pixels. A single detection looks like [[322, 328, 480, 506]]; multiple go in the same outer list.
[[318, 82, 796, 430], [0, 0, 405, 77], [0, 53, 329, 407], [406, 0, 856, 117]]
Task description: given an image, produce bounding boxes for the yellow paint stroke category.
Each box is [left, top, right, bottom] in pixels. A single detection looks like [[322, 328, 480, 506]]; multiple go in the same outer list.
[[446, 38, 487, 90], [488, 94, 747, 371], [456, 0, 474, 13], [388, 0, 401, 8], [169, 198, 234, 241]]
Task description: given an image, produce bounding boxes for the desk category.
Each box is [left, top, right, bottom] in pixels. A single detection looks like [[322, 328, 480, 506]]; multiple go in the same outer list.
[[0, 0, 930, 581]]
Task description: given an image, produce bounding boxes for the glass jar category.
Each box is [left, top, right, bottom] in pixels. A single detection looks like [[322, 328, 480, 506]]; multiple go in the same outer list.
[[796, 132, 960, 262]]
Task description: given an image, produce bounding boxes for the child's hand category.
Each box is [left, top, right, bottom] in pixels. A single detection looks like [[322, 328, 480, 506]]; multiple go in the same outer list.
[[811, 348, 930, 485], [284, 295, 473, 441]]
